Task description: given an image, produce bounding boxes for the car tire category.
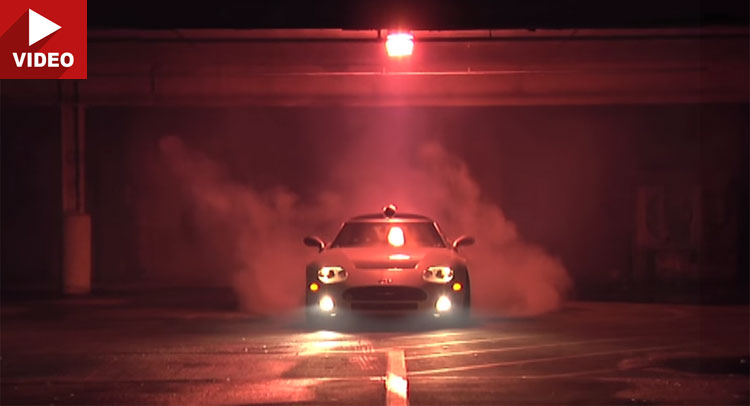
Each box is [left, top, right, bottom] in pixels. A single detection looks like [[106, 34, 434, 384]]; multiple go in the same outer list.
[[306, 309, 322, 328], [460, 277, 472, 323]]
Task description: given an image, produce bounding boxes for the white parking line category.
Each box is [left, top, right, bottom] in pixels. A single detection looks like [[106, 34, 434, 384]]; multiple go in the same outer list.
[[396, 334, 532, 350], [408, 343, 699, 376], [386, 349, 409, 406], [406, 337, 636, 360]]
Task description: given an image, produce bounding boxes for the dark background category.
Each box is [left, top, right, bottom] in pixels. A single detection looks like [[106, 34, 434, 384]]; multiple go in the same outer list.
[[1, 1, 748, 302], [88, 0, 749, 29]]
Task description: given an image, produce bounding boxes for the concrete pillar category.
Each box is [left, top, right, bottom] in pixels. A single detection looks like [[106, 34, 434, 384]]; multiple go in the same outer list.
[[63, 213, 91, 293], [60, 81, 91, 294]]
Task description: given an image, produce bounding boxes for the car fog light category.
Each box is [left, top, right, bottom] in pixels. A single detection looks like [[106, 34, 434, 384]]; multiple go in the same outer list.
[[319, 296, 334, 312], [309, 282, 320, 292], [435, 296, 452, 312], [452, 282, 462, 291]]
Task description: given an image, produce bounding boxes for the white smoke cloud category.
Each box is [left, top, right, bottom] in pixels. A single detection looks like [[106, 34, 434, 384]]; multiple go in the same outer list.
[[158, 135, 571, 317]]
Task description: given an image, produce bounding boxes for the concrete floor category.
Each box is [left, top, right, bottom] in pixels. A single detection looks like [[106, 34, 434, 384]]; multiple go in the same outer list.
[[1, 293, 748, 405]]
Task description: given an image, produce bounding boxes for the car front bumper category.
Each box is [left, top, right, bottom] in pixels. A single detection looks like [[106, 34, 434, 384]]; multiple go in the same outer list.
[[306, 282, 468, 318]]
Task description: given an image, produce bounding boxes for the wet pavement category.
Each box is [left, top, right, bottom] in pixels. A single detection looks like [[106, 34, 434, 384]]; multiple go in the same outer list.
[[1, 294, 748, 405]]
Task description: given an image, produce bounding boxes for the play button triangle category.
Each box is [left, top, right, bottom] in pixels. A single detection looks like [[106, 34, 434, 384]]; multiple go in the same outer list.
[[28, 9, 61, 46]]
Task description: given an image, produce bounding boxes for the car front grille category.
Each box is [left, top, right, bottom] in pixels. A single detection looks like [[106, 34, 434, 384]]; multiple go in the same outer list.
[[351, 302, 418, 311], [343, 286, 427, 302]]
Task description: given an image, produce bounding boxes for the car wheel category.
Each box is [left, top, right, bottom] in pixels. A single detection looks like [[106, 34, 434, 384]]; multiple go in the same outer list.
[[464, 282, 471, 310], [460, 278, 472, 322], [306, 308, 322, 328]]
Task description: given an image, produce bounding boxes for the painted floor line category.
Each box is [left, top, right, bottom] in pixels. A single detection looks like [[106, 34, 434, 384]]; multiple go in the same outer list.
[[406, 337, 637, 360], [386, 349, 409, 406], [407, 368, 620, 380], [395, 334, 533, 350], [408, 342, 700, 376], [307, 335, 533, 355], [383, 330, 472, 341], [2, 376, 385, 385]]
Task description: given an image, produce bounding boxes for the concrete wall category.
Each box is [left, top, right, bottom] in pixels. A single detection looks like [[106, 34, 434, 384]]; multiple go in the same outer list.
[[1, 107, 62, 290], [1, 28, 747, 299], [78, 105, 746, 295]]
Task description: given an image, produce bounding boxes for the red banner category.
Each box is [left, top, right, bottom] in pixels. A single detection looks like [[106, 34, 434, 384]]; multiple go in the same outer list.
[[0, 0, 86, 79]]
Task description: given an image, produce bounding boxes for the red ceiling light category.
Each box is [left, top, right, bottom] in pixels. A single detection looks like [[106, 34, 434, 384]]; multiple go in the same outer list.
[[385, 33, 414, 57]]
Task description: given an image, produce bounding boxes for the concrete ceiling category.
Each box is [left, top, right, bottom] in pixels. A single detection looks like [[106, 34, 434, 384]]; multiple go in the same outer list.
[[4, 28, 748, 106]]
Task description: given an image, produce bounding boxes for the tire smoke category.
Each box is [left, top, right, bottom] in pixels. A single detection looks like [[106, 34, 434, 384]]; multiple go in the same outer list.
[[159, 135, 571, 316]]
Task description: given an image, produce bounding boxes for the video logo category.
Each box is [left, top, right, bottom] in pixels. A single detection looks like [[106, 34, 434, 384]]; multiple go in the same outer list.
[[0, 0, 87, 79]]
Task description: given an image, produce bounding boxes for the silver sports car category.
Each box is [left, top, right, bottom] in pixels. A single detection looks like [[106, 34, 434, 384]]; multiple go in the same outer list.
[[303, 205, 474, 323]]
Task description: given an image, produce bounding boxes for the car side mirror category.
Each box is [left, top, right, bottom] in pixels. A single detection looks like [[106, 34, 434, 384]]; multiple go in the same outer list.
[[452, 235, 475, 249], [304, 236, 326, 252]]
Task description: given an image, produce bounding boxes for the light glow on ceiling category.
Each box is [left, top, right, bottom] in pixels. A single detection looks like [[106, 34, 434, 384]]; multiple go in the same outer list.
[[386, 33, 414, 57]]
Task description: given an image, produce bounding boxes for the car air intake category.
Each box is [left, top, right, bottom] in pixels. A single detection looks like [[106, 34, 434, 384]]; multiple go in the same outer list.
[[344, 286, 427, 301], [351, 302, 418, 311], [354, 261, 419, 269]]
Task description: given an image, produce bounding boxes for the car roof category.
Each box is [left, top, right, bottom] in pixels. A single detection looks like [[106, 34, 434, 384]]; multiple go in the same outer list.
[[347, 213, 435, 223]]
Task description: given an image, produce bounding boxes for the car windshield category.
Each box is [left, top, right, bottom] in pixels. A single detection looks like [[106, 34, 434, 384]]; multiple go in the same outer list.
[[331, 222, 445, 248]]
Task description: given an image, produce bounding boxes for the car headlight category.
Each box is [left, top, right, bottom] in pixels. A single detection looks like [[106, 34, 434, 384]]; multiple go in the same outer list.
[[317, 266, 348, 284], [422, 266, 454, 283]]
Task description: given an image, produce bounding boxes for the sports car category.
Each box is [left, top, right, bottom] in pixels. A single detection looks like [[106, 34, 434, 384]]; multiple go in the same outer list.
[[303, 204, 474, 323]]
